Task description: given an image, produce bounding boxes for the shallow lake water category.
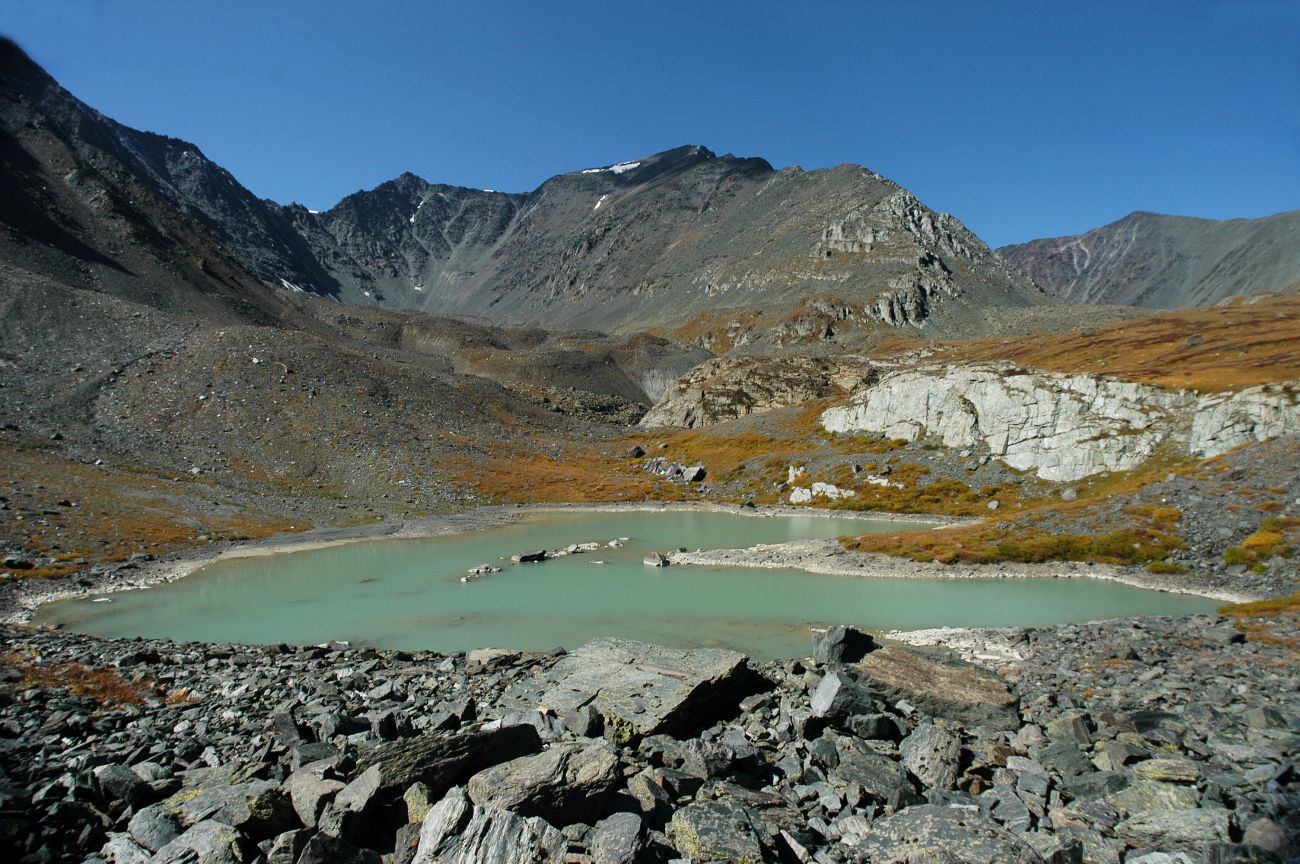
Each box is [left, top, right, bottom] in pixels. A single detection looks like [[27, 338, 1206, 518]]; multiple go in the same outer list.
[[37, 510, 1218, 660]]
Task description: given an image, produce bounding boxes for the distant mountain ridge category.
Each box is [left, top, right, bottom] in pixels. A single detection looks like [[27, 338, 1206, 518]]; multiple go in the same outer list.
[[273, 145, 1046, 332], [999, 209, 1300, 308], [0, 39, 1043, 336]]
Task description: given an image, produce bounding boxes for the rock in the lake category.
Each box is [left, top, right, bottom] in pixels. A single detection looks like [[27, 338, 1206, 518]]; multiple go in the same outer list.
[[531, 638, 761, 744], [852, 646, 1020, 728], [668, 800, 764, 864], [411, 786, 565, 864], [511, 550, 548, 564], [467, 740, 620, 825]]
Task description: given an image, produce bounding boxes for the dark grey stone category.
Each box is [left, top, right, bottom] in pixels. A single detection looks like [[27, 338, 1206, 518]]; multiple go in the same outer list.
[[591, 812, 645, 864], [811, 626, 876, 666], [466, 740, 620, 826], [126, 804, 180, 852]]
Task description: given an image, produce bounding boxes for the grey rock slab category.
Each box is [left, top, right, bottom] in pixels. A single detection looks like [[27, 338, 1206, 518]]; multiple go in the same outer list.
[[317, 764, 381, 842], [353, 722, 542, 800], [295, 831, 381, 864], [900, 722, 962, 789], [264, 829, 309, 864], [161, 781, 294, 841], [410, 785, 565, 864], [851, 646, 1020, 729], [94, 763, 150, 808], [150, 820, 246, 864], [283, 768, 344, 829], [1107, 780, 1198, 816], [101, 833, 151, 864], [591, 812, 645, 864], [467, 740, 620, 826], [667, 800, 764, 864], [1131, 757, 1200, 784], [811, 670, 875, 722], [832, 745, 917, 805], [1241, 817, 1288, 855], [984, 784, 1034, 832], [530, 638, 761, 745], [851, 804, 1046, 864], [847, 712, 901, 741], [127, 805, 181, 852], [1117, 807, 1231, 852]]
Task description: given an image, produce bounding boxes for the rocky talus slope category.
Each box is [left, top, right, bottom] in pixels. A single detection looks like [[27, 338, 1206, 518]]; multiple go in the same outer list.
[[819, 363, 1300, 482], [999, 210, 1300, 308], [640, 356, 877, 428], [0, 620, 1294, 864]]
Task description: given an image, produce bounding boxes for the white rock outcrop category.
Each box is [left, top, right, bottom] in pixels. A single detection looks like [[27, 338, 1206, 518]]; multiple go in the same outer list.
[[820, 363, 1300, 482], [789, 482, 856, 504]]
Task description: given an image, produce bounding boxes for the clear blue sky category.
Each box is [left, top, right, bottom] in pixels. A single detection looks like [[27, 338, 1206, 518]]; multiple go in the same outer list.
[[5, 0, 1298, 246]]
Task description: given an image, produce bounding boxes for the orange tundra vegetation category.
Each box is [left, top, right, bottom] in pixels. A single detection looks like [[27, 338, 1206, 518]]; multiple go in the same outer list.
[[882, 293, 1300, 391]]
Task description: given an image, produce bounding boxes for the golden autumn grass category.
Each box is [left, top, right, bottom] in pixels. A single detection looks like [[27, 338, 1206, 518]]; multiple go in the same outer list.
[[1, 650, 146, 707], [843, 505, 1186, 566], [1219, 592, 1300, 650], [880, 293, 1300, 391], [1, 445, 303, 579]]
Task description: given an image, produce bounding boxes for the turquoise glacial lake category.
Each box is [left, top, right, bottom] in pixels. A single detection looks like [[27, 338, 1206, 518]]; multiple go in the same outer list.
[[37, 510, 1217, 660]]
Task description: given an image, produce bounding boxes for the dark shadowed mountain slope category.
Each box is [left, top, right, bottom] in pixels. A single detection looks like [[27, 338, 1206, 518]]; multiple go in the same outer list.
[[999, 209, 1300, 308], [0, 37, 328, 325]]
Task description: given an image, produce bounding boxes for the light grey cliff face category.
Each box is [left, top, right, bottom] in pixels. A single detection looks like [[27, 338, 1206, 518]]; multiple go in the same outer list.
[[820, 364, 1300, 481]]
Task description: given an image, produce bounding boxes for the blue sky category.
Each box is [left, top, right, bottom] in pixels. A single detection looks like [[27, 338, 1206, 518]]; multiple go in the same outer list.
[[4, 0, 1298, 246]]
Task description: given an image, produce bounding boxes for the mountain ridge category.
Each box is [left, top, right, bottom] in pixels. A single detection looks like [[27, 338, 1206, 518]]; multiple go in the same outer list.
[[1, 38, 1045, 339], [999, 208, 1300, 308]]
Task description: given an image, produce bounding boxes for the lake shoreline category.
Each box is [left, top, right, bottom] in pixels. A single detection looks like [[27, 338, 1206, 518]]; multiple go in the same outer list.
[[0, 501, 1249, 640], [667, 539, 1259, 604], [0, 502, 960, 628]]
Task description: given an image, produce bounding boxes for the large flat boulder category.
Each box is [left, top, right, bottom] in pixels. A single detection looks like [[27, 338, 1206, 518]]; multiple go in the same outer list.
[[531, 638, 762, 744], [851, 646, 1020, 729], [354, 723, 542, 800], [467, 741, 621, 826], [852, 804, 1045, 864]]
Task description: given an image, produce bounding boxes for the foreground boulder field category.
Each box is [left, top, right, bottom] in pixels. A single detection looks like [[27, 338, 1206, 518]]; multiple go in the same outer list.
[[0, 620, 1294, 864]]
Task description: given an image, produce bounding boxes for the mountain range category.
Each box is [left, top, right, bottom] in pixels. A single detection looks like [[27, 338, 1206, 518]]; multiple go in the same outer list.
[[1, 38, 1049, 340], [1000, 209, 1300, 308]]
